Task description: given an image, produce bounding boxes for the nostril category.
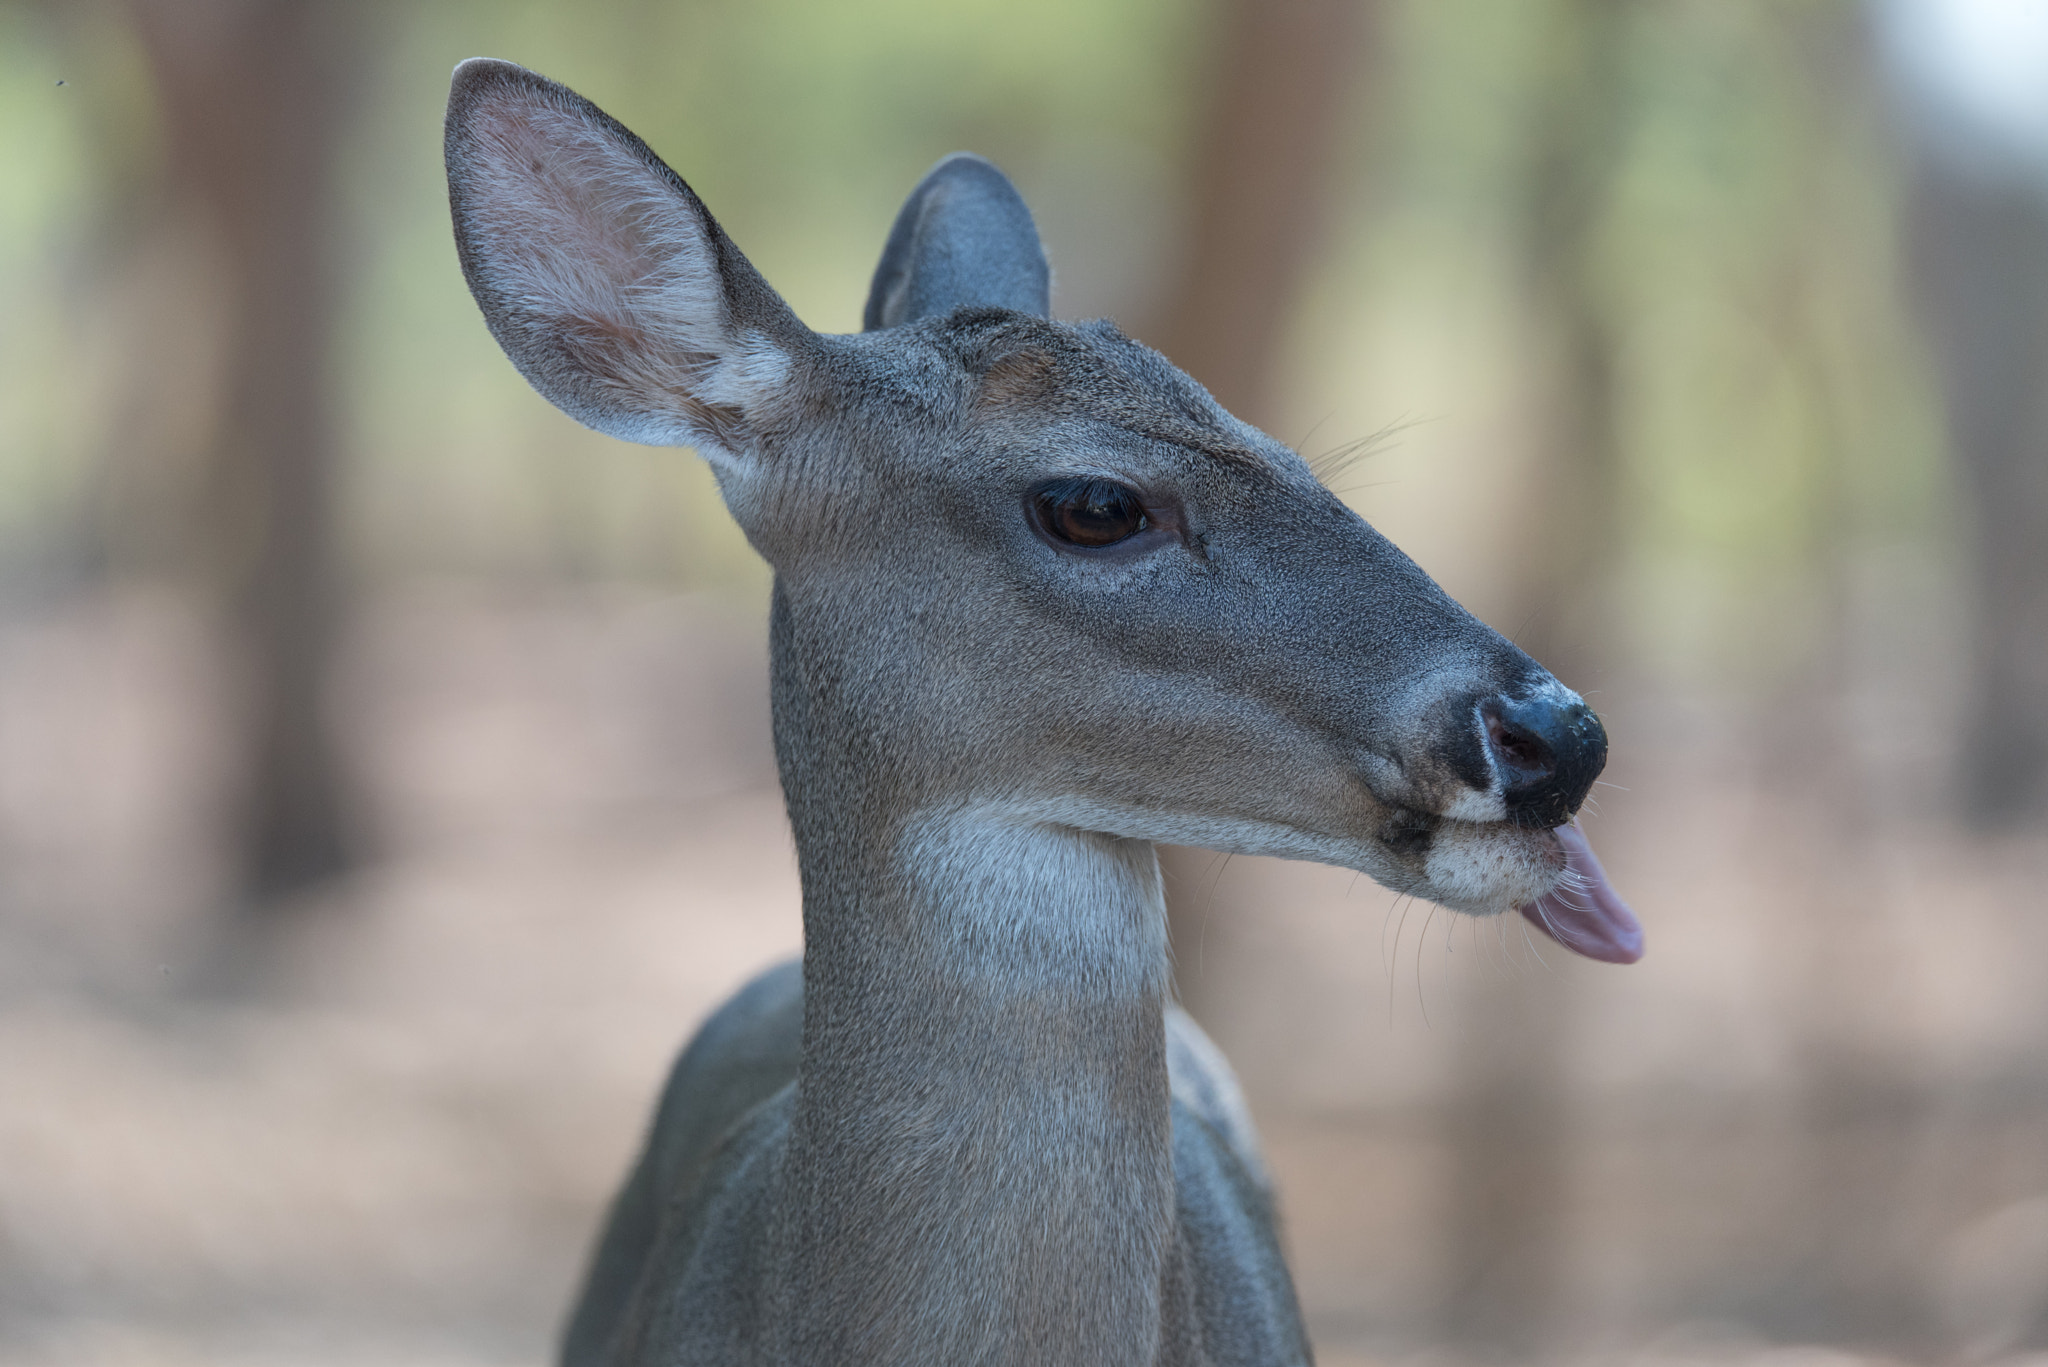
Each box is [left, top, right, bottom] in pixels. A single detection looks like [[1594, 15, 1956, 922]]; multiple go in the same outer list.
[[1485, 712, 1555, 784], [1481, 692, 1608, 828]]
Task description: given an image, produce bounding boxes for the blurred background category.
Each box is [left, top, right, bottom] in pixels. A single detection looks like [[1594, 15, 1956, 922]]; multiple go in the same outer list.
[[4, 0, 2047, 1364]]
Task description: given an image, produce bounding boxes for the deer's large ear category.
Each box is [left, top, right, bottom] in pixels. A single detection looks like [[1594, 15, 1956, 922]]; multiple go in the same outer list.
[[862, 154, 1051, 331], [445, 58, 811, 466]]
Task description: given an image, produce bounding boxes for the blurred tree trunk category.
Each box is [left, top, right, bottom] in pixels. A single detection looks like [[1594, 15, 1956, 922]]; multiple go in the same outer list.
[[1147, 0, 1374, 429], [1502, 6, 1628, 695], [125, 0, 358, 913], [1907, 167, 2048, 828], [1439, 1, 1628, 1356], [1144, 0, 1378, 1019]]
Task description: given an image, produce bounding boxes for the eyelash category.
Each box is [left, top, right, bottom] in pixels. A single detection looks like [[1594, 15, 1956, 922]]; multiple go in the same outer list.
[[1032, 478, 1151, 549]]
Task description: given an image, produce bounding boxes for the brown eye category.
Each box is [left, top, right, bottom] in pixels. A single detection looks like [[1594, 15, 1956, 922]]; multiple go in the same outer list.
[[1036, 479, 1148, 547]]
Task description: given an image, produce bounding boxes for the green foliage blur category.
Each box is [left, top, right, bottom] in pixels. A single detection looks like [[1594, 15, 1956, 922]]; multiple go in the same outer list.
[[1, 0, 1948, 692]]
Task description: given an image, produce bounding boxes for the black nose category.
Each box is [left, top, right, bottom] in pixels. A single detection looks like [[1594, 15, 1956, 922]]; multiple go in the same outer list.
[[1482, 693, 1607, 828]]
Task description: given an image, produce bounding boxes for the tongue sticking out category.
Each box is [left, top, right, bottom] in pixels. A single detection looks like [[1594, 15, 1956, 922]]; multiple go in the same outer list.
[[1517, 823, 1643, 964]]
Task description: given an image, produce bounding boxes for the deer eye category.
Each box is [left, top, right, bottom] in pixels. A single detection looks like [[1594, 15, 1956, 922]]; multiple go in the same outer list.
[[1035, 479, 1149, 548]]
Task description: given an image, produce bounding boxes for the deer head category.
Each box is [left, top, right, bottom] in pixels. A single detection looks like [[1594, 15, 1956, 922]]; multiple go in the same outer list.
[[444, 58, 1640, 964]]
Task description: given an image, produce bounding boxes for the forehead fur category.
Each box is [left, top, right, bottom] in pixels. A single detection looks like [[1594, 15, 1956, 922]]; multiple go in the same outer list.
[[948, 312, 1273, 473]]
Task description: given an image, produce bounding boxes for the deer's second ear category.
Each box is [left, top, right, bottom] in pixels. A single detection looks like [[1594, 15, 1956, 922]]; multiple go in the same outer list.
[[864, 153, 1050, 330], [445, 58, 814, 467]]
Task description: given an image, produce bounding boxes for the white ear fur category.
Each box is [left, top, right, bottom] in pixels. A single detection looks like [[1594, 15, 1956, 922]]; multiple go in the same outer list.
[[447, 61, 800, 466]]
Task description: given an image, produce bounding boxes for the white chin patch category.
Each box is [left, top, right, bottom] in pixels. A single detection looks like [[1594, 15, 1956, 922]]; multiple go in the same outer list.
[[1440, 787, 1507, 824], [1421, 821, 1562, 915]]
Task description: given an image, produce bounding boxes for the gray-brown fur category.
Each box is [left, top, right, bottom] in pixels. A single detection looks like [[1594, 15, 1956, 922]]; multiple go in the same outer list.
[[445, 56, 1602, 1366]]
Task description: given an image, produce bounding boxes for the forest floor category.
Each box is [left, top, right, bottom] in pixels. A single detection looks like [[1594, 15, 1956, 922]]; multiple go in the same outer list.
[[4, 587, 2046, 1367]]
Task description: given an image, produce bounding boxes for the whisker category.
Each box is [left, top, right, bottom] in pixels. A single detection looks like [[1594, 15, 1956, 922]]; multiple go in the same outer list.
[[1198, 851, 1239, 985], [1305, 414, 1431, 490], [1379, 894, 1395, 971], [1321, 478, 1402, 499], [1517, 912, 1550, 969], [1416, 903, 1438, 1028], [1289, 412, 1337, 456], [1388, 894, 1415, 1027], [1526, 894, 1583, 960], [1492, 913, 1521, 980]]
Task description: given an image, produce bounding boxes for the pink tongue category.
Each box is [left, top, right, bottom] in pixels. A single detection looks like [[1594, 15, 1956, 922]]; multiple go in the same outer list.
[[1517, 823, 1643, 964]]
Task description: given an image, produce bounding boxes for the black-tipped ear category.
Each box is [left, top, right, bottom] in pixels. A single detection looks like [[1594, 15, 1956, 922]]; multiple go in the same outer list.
[[862, 154, 1051, 331]]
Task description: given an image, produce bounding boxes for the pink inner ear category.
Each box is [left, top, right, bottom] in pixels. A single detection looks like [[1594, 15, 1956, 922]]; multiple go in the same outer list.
[[451, 77, 741, 449], [448, 63, 813, 454], [466, 97, 672, 309]]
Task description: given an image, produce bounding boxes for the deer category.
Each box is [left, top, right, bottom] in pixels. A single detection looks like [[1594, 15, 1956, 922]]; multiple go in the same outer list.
[[443, 56, 1643, 1367]]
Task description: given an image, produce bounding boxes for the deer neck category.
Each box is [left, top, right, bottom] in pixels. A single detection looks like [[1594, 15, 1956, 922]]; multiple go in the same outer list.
[[769, 605, 1178, 1364]]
